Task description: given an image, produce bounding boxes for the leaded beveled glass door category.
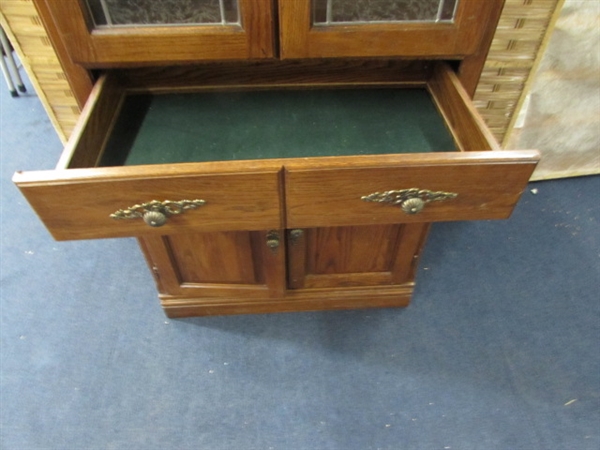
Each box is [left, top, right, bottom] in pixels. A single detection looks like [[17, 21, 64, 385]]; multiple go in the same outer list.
[[279, 0, 498, 59], [39, 0, 274, 66]]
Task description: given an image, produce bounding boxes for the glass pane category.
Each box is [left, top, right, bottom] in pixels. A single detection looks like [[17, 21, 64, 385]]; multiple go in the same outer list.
[[85, 0, 239, 27], [313, 0, 459, 25]]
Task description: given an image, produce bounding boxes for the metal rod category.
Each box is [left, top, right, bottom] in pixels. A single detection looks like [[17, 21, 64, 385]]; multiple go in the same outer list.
[[0, 46, 18, 96], [0, 27, 25, 93]]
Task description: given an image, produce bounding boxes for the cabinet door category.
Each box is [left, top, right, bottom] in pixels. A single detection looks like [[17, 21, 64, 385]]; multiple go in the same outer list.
[[36, 0, 274, 66], [287, 224, 428, 290], [279, 0, 501, 59], [140, 229, 286, 302]]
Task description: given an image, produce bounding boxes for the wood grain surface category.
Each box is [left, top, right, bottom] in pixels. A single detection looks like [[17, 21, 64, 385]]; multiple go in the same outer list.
[[160, 284, 414, 317], [278, 0, 502, 59], [35, 0, 274, 66], [139, 230, 286, 299], [286, 223, 428, 289], [13, 166, 283, 240]]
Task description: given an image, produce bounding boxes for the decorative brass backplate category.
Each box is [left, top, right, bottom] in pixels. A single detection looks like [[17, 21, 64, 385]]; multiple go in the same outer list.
[[361, 188, 457, 214], [110, 199, 206, 227]]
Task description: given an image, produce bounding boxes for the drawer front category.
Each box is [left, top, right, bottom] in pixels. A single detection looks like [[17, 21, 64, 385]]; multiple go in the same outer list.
[[284, 152, 539, 228], [13, 165, 282, 241]]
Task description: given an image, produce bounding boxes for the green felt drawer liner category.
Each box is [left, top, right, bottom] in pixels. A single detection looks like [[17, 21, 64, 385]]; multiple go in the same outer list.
[[99, 88, 456, 167]]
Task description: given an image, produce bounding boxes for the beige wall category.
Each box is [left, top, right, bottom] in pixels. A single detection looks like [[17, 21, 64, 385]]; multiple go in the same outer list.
[[506, 0, 600, 180]]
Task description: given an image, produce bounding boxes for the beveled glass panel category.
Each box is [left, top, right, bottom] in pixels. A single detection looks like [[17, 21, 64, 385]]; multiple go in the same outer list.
[[85, 0, 239, 27], [313, 0, 458, 25]]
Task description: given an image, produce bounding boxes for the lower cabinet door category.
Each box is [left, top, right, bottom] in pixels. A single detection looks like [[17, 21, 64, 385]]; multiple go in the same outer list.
[[287, 224, 429, 290], [139, 229, 286, 301]]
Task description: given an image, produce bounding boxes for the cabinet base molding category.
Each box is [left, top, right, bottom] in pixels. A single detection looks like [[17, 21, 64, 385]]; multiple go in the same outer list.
[[160, 285, 414, 318]]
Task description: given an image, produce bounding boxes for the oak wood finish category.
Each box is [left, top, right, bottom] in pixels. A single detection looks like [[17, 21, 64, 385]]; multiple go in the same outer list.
[[13, 165, 283, 240], [35, 0, 274, 67], [12, 23, 540, 317], [458, 0, 506, 96], [55, 74, 123, 169], [278, 0, 502, 59], [13, 62, 538, 241], [284, 152, 538, 229], [287, 224, 428, 289], [116, 59, 433, 92], [160, 285, 414, 318], [139, 230, 286, 299], [32, 0, 93, 108], [429, 63, 500, 152]]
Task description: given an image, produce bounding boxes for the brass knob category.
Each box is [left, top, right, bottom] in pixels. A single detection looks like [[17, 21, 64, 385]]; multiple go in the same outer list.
[[401, 198, 425, 215], [266, 230, 280, 251], [143, 211, 167, 227], [289, 229, 304, 245]]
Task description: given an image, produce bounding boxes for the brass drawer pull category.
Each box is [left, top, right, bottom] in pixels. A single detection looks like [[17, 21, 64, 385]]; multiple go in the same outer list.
[[361, 188, 458, 215], [110, 199, 206, 227]]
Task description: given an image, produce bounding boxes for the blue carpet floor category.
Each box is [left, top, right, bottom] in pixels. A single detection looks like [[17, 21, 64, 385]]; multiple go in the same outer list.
[[1, 68, 599, 450]]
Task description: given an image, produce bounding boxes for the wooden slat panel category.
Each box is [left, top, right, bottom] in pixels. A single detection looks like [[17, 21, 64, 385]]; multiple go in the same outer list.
[[0, 0, 92, 141]]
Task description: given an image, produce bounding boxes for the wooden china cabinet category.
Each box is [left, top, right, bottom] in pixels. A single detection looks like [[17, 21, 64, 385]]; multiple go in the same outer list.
[[14, 0, 539, 317]]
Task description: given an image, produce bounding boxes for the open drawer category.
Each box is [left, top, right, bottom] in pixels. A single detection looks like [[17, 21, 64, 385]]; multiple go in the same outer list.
[[13, 61, 539, 240]]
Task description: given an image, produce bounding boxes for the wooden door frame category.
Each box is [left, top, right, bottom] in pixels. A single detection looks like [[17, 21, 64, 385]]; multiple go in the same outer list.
[[34, 0, 275, 67], [278, 0, 503, 60]]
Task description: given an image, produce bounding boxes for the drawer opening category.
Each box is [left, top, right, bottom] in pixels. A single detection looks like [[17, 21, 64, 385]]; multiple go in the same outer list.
[[98, 87, 458, 167], [13, 62, 538, 241]]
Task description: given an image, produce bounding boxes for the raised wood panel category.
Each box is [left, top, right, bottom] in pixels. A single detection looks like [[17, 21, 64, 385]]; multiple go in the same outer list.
[[288, 224, 428, 290], [167, 231, 259, 285], [139, 230, 286, 299]]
